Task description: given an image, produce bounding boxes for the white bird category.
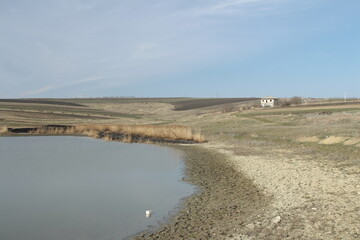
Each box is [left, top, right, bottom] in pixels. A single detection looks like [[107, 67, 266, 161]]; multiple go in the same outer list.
[[145, 210, 152, 217]]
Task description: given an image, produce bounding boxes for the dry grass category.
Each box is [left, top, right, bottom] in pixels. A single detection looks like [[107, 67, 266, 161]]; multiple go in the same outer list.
[[298, 136, 320, 143], [29, 124, 206, 143], [30, 127, 74, 135], [319, 136, 348, 145], [303, 112, 360, 124], [73, 124, 205, 142], [0, 126, 8, 134], [343, 138, 360, 145]]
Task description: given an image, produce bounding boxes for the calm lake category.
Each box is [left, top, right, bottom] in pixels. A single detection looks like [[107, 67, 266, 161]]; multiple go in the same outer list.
[[0, 136, 195, 240]]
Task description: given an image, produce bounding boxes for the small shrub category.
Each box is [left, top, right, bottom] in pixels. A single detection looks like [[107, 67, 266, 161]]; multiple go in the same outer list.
[[290, 96, 302, 105], [279, 99, 291, 107], [279, 96, 303, 107], [222, 105, 237, 113]]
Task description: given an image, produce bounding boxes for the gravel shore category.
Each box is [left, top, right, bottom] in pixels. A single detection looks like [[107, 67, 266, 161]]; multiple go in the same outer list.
[[133, 145, 270, 239], [204, 142, 360, 240], [134, 141, 360, 240]]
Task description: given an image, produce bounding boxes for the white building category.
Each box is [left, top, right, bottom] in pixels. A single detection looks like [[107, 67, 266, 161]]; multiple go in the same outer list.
[[261, 97, 278, 108]]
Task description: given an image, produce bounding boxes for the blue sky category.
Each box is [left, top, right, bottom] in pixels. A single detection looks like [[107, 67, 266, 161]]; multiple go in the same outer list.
[[1, 0, 359, 98]]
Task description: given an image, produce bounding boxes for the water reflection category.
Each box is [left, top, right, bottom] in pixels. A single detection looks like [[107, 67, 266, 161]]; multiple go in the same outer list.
[[0, 136, 194, 240]]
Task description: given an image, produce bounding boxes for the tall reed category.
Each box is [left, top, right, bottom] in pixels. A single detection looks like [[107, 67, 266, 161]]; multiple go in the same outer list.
[[29, 124, 206, 143], [0, 126, 8, 134]]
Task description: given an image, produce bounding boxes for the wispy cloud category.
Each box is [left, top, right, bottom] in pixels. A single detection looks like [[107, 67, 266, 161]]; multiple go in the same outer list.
[[73, 76, 104, 84], [195, 0, 266, 16], [181, 0, 314, 17], [23, 76, 104, 96], [1, 0, 331, 98], [23, 85, 58, 96]]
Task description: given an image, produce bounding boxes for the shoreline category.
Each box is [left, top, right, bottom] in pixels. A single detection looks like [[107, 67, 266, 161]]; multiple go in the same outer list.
[[3, 132, 359, 239], [1, 133, 270, 239], [133, 144, 271, 239]]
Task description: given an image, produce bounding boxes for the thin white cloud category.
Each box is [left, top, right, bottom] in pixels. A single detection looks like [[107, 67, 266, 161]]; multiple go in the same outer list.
[[202, 0, 265, 15], [73, 76, 104, 84], [1, 0, 324, 98], [182, 0, 314, 17], [23, 76, 105, 96], [24, 85, 58, 96]]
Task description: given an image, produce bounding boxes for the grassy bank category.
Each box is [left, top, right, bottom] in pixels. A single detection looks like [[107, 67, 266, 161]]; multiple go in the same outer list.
[[3, 124, 206, 144]]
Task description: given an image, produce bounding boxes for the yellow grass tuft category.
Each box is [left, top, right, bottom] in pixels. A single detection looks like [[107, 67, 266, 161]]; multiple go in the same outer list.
[[103, 134, 113, 142], [319, 136, 348, 145], [343, 138, 360, 146], [0, 126, 8, 134], [82, 129, 99, 138], [30, 127, 74, 135], [193, 132, 206, 143]]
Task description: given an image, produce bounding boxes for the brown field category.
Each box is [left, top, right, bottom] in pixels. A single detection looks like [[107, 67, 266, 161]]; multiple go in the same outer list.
[[171, 97, 259, 110], [1, 97, 360, 239], [0, 98, 86, 107]]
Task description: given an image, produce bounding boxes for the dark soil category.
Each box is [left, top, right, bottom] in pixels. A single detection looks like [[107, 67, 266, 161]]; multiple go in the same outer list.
[[132, 146, 270, 240], [0, 109, 111, 120], [8, 127, 38, 133], [172, 98, 259, 111], [8, 125, 72, 133], [0, 99, 86, 107]]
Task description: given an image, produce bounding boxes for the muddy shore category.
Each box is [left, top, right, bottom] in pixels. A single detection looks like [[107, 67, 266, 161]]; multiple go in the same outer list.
[[133, 145, 270, 240]]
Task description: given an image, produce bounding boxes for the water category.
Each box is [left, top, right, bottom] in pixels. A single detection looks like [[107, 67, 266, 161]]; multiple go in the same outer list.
[[0, 136, 194, 240]]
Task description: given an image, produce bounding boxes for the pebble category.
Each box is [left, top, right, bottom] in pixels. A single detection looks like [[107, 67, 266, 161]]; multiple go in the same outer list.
[[245, 223, 255, 231], [271, 216, 281, 224]]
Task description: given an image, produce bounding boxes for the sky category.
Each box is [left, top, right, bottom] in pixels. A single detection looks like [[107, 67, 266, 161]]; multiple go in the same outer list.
[[0, 0, 359, 98]]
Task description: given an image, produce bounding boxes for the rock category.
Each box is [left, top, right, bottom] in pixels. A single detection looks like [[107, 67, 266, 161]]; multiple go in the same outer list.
[[271, 216, 281, 224], [245, 223, 255, 231]]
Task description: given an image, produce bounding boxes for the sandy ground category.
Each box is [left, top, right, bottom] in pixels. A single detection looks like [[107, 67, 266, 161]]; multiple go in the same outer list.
[[205, 142, 360, 240], [134, 141, 360, 240]]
